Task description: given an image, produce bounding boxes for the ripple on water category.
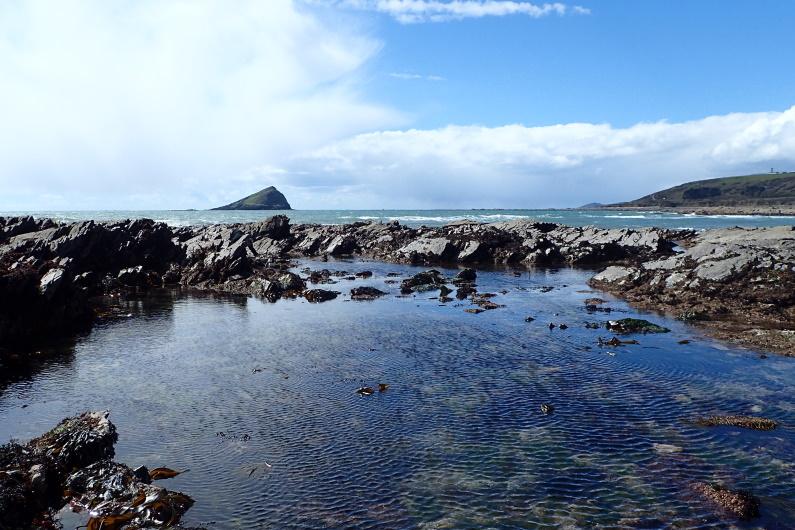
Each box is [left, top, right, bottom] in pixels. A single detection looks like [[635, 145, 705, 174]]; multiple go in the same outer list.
[[0, 262, 793, 529]]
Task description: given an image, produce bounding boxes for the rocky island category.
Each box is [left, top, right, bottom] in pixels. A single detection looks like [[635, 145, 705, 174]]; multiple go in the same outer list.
[[212, 185, 291, 210], [1, 215, 792, 356]]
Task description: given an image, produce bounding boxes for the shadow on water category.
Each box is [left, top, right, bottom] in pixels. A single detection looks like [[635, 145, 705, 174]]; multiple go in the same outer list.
[[1, 261, 794, 529]]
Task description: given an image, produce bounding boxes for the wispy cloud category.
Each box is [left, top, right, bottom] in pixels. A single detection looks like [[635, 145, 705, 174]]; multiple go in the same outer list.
[[335, 1, 590, 23], [389, 72, 446, 81]]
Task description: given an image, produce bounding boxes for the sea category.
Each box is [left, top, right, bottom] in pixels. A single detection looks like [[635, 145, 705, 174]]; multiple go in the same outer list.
[[1, 210, 794, 528], [1, 208, 794, 230]]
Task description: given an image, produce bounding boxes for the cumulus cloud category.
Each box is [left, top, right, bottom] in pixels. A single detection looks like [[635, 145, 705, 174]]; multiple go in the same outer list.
[[0, 0, 403, 210], [269, 107, 795, 208], [333, 0, 589, 23]]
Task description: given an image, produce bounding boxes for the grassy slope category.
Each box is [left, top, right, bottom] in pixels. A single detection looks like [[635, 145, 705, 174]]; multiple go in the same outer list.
[[614, 172, 795, 207]]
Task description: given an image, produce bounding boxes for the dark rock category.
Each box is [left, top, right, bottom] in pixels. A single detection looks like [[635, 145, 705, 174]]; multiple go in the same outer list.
[[598, 336, 639, 347], [303, 289, 339, 303], [606, 318, 670, 334], [251, 215, 291, 239], [350, 286, 387, 300], [693, 482, 760, 519], [455, 268, 477, 282], [694, 415, 778, 431], [524, 316, 535, 322], [455, 283, 477, 299], [400, 270, 446, 294], [540, 403, 555, 415], [117, 265, 147, 287]]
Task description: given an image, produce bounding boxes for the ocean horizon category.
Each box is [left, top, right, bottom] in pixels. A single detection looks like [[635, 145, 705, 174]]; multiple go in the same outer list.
[[3, 208, 794, 230]]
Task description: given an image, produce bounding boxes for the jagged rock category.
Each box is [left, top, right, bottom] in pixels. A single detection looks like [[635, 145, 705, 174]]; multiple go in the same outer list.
[[326, 235, 358, 256], [251, 214, 290, 240], [38, 267, 66, 300], [2, 215, 793, 356], [398, 237, 456, 262]]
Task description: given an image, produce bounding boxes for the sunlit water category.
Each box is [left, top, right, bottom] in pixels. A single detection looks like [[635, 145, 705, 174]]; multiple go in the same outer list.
[[1, 261, 794, 528], [2, 208, 794, 229]]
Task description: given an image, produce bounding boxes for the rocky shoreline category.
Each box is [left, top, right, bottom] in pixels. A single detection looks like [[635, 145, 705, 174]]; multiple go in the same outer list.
[[1, 215, 793, 356], [595, 205, 795, 216]]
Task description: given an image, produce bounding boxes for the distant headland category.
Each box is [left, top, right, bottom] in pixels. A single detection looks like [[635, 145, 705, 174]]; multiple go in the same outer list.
[[593, 171, 795, 216], [213, 185, 291, 210]]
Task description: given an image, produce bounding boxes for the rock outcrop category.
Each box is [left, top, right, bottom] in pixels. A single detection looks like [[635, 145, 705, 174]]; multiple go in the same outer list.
[[1, 215, 793, 355], [0, 411, 194, 529], [591, 226, 795, 355]]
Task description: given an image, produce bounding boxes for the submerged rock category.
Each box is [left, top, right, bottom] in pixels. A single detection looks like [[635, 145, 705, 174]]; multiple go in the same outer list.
[[694, 415, 778, 431], [694, 482, 760, 519]]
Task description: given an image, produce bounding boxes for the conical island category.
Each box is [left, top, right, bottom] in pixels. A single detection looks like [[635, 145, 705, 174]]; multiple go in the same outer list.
[[212, 186, 291, 210]]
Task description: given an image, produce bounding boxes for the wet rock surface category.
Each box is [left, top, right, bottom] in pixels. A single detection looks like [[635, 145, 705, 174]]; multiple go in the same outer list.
[[1, 215, 793, 355], [0, 411, 193, 529]]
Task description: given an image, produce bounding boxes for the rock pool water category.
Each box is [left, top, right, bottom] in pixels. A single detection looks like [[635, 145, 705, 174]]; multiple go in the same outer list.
[[1, 261, 794, 529]]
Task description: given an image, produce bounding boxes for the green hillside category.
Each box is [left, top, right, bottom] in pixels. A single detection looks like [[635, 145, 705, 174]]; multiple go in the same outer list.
[[614, 172, 795, 207], [213, 186, 291, 210]]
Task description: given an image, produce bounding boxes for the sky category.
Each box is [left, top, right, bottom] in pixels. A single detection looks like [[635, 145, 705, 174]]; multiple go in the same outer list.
[[1, 0, 795, 210]]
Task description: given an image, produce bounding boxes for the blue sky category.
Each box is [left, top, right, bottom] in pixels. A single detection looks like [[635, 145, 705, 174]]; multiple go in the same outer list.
[[1, 0, 794, 210], [365, 0, 795, 128]]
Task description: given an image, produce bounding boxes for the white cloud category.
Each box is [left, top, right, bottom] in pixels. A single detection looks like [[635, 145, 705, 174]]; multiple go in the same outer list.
[[0, 0, 403, 210], [334, 0, 589, 23], [268, 107, 795, 208], [389, 72, 446, 81]]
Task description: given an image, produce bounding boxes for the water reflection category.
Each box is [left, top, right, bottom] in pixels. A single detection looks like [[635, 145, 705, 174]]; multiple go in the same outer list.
[[0, 261, 793, 529]]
